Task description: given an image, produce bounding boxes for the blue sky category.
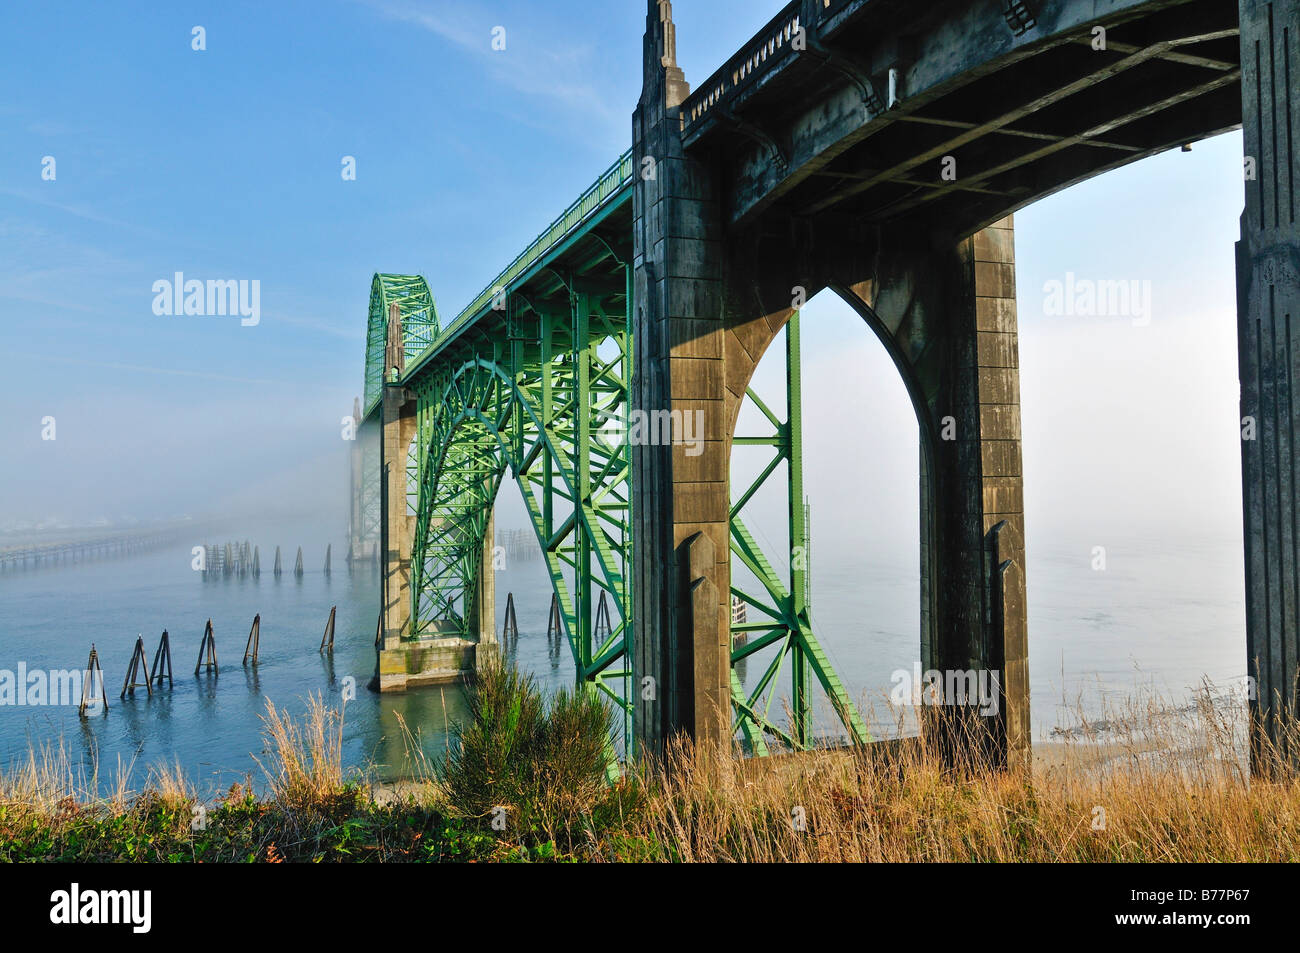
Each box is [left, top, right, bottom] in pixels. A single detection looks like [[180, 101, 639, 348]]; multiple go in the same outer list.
[[0, 0, 1246, 554], [0, 0, 779, 524]]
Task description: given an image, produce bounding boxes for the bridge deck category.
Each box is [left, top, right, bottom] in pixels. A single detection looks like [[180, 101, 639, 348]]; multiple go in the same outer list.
[[398, 151, 635, 390]]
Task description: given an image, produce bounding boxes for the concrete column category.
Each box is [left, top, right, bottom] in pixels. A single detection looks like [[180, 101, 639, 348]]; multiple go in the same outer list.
[[380, 305, 416, 653], [1237, 0, 1300, 768], [474, 504, 499, 666], [632, 0, 731, 758], [868, 219, 1029, 770], [971, 219, 1030, 767]]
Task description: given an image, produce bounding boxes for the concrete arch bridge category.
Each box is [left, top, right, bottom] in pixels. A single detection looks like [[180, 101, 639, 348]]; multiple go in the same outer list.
[[350, 0, 1297, 772]]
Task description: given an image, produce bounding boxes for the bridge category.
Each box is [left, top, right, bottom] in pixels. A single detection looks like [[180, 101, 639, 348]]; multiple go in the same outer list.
[[353, 0, 1298, 772]]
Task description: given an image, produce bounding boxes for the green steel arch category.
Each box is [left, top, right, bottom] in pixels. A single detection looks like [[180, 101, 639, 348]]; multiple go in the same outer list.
[[408, 305, 634, 751], [364, 274, 442, 413], [367, 151, 866, 761]]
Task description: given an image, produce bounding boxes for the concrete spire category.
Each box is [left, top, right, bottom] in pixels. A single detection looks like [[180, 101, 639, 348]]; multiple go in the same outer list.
[[650, 0, 689, 108], [658, 0, 677, 68]]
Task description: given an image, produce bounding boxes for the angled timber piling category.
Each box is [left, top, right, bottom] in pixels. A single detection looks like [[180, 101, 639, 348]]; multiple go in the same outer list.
[[195, 619, 218, 676], [119, 636, 152, 699], [79, 645, 108, 717], [243, 613, 261, 665], [594, 590, 612, 642], [150, 630, 173, 688], [502, 592, 519, 641], [320, 606, 336, 654], [546, 593, 562, 646]]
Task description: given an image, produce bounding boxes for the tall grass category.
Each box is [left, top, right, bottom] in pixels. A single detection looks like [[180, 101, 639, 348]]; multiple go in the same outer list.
[[255, 693, 349, 811], [3, 667, 1299, 862], [618, 684, 1300, 862]]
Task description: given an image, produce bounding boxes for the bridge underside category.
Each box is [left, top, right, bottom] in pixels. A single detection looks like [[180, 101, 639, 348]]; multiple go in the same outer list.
[[365, 0, 1300, 774], [685, 0, 1242, 238]]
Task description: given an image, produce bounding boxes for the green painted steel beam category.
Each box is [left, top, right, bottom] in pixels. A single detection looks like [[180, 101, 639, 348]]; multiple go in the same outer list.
[[366, 154, 869, 765]]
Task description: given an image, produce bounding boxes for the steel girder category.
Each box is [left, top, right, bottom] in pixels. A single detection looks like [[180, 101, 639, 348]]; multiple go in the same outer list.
[[368, 161, 869, 762], [364, 274, 442, 414], [729, 312, 870, 754], [408, 285, 635, 752]]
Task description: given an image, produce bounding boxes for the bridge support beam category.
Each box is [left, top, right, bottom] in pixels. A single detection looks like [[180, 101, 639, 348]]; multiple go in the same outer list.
[[913, 221, 1030, 771], [1237, 0, 1300, 771], [819, 220, 1027, 770], [379, 383, 416, 663], [472, 505, 499, 666], [376, 304, 479, 691], [632, 0, 732, 759]]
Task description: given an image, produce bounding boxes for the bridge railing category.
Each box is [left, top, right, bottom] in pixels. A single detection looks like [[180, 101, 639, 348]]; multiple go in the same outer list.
[[682, 1, 805, 128], [407, 149, 635, 372]]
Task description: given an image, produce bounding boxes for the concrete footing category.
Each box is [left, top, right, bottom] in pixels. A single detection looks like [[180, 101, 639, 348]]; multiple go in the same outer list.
[[377, 630, 480, 691]]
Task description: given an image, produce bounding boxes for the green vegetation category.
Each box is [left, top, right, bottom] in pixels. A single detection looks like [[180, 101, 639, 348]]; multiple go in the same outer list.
[[2, 666, 1299, 862]]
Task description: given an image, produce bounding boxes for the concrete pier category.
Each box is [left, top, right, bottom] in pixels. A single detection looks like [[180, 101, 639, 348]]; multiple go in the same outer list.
[[1237, 0, 1300, 767], [631, 0, 1029, 766], [376, 302, 496, 690]]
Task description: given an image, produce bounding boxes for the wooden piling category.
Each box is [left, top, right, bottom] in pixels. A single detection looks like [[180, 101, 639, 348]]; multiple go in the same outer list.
[[79, 645, 108, 717], [243, 613, 261, 665], [252, 546, 260, 577], [195, 619, 219, 676], [547, 593, 562, 642], [294, 547, 304, 578], [120, 635, 153, 699], [594, 590, 612, 642], [324, 544, 331, 576], [503, 592, 519, 640], [150, 630, 173, 688], [274, 545, 282, 577], [320, 606, 336, 654]]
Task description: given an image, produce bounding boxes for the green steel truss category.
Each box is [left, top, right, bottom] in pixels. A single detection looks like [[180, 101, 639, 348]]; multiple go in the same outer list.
[[366, 153, 869, 760], [729, 313, 870, 754], [364, 274, 442, 414], [408, 287, 635, 752]]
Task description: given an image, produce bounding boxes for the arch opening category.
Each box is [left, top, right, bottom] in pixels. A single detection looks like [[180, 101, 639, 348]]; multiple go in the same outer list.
[[727, 288, 924, 753]]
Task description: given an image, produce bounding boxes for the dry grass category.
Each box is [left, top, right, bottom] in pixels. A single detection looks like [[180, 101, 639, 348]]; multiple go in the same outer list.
[[614, 686, 1300, 862], [253, 693, 349, 811], [3, 676, 1299, 862]]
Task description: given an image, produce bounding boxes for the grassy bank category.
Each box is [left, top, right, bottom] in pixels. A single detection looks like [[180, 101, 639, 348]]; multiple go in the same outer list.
[[2, 664, 1297, 862]]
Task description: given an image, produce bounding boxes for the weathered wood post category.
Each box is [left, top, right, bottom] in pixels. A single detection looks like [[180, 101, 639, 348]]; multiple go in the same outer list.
[[503, 592, 519, 641], [79, 645, 108, 717], [320, 606, 336, 654], [120, 636, 152, 699], [150, 630, 173, 688], [195, 619, 218, 676], [243, 614, 261, 665]]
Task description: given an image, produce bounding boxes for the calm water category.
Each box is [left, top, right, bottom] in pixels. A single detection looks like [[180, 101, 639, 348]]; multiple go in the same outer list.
[[0, 520, 1246, 795]]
